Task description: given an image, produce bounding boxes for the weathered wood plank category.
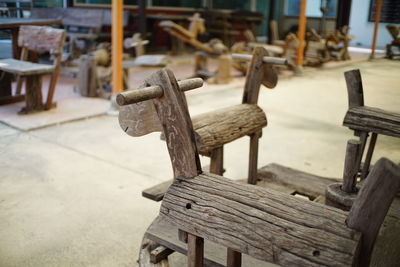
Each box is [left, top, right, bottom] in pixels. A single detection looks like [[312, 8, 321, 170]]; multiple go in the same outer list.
[[257, 163, 339, 198], [142, 180, 173, 202], [343, 106, 400, 138], [161, 173, 361, 266], [347, 158, 400, 267], [193, 104, 267, 153], [0, 59, 54, 75]]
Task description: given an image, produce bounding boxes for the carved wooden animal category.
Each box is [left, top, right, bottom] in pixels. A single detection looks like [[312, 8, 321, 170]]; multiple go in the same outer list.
[[160, 13, 234, 84], [0, 25, 65, 114], [386, 24, 400, 59], [119, 47, 282, 205], [118, 68, 400, 267]]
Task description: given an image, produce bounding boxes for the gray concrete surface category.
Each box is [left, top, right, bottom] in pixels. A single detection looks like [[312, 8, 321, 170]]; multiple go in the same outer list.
[[0, 59, 399, 266]]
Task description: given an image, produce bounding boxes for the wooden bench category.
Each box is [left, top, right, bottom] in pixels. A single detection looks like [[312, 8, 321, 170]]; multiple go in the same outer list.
[[117, 69, 400, 267], [0, 25, 65, 114]]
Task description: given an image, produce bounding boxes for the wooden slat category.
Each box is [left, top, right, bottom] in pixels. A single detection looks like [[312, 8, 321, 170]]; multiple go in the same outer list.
[[193, 104, 267, 153], [142, 180, 173, 202], [257, 163, 338, 198], [0, 59, 54, 75], [161, 173, 361, 266], [343, 106, 400, 138]]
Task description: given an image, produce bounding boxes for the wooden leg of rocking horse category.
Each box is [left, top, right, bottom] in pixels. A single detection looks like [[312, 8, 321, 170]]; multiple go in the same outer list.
[[227, 249, 242, 267], [210, 147, 223, 175], [187, 233, 204, 267], [248, 131, 261, 185]]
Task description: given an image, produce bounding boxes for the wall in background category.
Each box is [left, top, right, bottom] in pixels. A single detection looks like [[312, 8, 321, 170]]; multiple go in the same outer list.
[[349, 0, 392, 49]]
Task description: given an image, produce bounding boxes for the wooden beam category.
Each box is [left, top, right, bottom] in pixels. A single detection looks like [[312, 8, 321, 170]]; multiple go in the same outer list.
[[112, 0, 124, 94], [370, 0, 383, 59], [295, 0, 307, 68]]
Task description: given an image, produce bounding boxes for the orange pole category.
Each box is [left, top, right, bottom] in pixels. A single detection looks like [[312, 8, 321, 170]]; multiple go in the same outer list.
[[112, 0, 123, 94], [370, 0, 382, 59], [295, 0, 307, 67]]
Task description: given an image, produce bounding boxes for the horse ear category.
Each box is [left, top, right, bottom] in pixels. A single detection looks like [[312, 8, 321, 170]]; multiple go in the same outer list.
[[118, 84, 162, 137], [262, 64, 278, 89]]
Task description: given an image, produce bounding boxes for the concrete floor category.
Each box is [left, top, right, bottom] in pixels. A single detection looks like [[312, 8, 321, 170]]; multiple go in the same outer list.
[[0, 58, 399, 266]]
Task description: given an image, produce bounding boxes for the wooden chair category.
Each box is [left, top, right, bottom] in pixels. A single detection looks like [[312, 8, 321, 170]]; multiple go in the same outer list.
[[0, 25, 65, 114], [118, 68, 400, 267], [118, 47, 282, 202]]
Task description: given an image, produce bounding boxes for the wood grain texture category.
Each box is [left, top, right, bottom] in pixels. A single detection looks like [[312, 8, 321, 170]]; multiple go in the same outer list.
[[346, 158, 400, 267], [193, 104, 267, 153], [18, 25, 65, 55], [161, 173, 361, 266], [344, 69, 364, 109], [146, 69, 202, 179], [343, 106, 400, 138]]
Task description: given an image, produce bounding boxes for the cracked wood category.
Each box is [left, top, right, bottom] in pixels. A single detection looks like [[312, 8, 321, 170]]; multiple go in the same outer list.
[[160, 172, 361, 266]]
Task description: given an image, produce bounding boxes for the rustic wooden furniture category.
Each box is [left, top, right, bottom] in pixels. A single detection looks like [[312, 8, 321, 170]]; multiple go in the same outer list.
[[118, 47, 282, 203], [0, 25, 65, 113], [118, 68, 400, 267], [0, 18, 61, 58], [30, 8, 105, 61], [0, 18, 61, 105], [385, 24, 400, 59], [325, 26, 353, 61], [160, 13, 234, 84], [341, 69, 400, 181]]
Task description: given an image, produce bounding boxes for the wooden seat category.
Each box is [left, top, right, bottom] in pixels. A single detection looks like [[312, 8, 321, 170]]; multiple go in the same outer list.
[[0, 58, 55, 75], [193, 104, 267, 154], [0, 25, 65, 114], [117, 69, 400, 267]]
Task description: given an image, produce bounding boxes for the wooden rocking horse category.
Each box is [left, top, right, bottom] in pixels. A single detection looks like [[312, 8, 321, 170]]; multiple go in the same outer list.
[[117, 68, 400, 267]]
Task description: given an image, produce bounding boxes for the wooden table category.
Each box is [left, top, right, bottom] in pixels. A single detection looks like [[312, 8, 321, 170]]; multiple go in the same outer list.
[[0, 18, 61, 105]]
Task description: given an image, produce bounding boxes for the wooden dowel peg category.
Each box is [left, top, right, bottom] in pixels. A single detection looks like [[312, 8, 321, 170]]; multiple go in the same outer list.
[[232, 53, 288, 65], [117, 78, 203, 106]]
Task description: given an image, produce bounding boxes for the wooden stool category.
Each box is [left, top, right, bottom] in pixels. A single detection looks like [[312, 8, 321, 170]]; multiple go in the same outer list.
[[118, 69, 400, 267]]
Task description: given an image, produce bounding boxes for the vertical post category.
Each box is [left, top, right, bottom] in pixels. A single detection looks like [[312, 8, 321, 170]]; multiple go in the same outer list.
[[138, 0, 147, 38], [187, 234, 204, 267], [370, 0, 382, 60], [342, 140, 361, 193], [112, 0, 123, 95], [295, 0, 307, 74]]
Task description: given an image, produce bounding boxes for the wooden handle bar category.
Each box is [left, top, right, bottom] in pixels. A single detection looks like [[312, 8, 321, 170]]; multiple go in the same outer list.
[[232, 53, 288, 65], [117, 78, 203, 106]]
